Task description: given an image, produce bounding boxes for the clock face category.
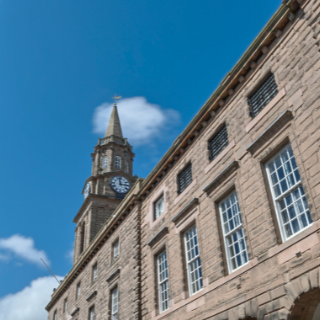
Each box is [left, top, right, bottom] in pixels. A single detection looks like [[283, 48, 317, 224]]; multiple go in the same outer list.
[[83, 182, 91, 200], [110, 176, 130, 194]]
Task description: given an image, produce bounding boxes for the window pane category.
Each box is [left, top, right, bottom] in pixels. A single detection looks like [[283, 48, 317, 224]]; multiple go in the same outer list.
[[157, 251, 169, 313], [219, 192, 249, 272], [266, 145, 313, 240], [184, 226, 203, 295]]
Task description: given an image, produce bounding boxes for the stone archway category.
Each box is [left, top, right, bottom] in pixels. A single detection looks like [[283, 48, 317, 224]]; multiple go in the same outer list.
[[290, 288, 320, 320]]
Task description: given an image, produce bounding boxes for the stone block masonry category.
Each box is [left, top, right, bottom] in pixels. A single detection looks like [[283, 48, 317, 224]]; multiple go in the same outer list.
[[47, 0, 320, 319]]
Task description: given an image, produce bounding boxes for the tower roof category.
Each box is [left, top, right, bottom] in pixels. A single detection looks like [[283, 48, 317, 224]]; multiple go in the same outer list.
[[105, 104, 123, 138]]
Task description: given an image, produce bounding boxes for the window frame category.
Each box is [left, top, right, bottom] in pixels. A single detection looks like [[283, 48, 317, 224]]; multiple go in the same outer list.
[[115, 156, 121, 169], [208, 124, 229, 162], [248, 73, 278, 118], [157, 250, 170, 313], [265, 144, 313, 242], [53, 310, 57, 320], [89, 305, 95, 320], [178, 163, 193, 194], [219, 191, 249, 274], [63, 298, 68, 314], [111, 286, 119, 320], [92, 263, 98, 283], [154, 194, 165, 221], [183, 224, 203, 296], [102, 156, 108, 169], [76, 282, 81, 300], [113, 239, 120, 260]]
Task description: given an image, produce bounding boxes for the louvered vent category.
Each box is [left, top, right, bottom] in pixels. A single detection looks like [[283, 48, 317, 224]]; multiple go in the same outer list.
[[208, 125, 228, 161], [178, 164, 192, 194], [249, 74, 278, 117]]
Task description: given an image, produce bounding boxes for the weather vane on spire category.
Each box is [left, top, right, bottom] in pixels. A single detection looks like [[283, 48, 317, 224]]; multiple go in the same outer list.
[[112, 94, 122, 105]]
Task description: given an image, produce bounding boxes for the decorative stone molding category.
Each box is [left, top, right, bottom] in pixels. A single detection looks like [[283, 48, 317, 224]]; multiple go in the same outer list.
[[106, 268, 120, 283], [203, 161, 239, 193], [147, 227, 169, 247], [172, 198, 199, 224], [70, 307, 80, 316], [85, 290, 97, 301], [246, 110, 293, 154]]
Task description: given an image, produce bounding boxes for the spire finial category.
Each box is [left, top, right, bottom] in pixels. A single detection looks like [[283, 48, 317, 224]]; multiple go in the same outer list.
[[112, 94, 122, 105]]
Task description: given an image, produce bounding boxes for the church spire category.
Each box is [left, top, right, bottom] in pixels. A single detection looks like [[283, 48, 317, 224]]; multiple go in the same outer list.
[[104, 95, 123, 138]]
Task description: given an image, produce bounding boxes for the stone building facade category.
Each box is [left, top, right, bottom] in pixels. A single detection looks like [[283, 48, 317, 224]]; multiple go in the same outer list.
[[46, 0, 320, 319]]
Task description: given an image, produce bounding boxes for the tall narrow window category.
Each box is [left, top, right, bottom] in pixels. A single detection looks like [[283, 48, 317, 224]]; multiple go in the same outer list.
[[157, 251, 169, 313], [63, 298, 68, 314], [178, 164, 192, 194], [154, 195, 164, 221], [111, 287, 118, 320], [184, 225, 203, 295], [248, 73, 278, 117], [53, 310, 57, 320], [126, 162, 129, 173], [89, 306, 95, 320], [76, 282, 81, 299], [219, 191, 248, 273], [266, 145, 313, 241], [113, 240, 119, 259], [80, 223, 85, 254], [208, 125, 228, 161], [102, 156, 108, 169], [115, 156, 121, 169], [92, 263, 98, 283]]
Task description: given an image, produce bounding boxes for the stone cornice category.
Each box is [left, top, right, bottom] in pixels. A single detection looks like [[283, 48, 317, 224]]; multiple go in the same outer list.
[[137, 0, 302, 201], [172, 198, 199, 223]]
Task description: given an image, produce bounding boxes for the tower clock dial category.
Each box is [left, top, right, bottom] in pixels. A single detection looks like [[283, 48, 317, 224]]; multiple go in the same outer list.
[[83, 182, 91, 200], [110, 176, 130, 194]]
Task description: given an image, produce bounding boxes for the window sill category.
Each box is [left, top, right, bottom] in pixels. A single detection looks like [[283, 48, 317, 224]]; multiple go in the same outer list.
[[245, 88, 286, 133]]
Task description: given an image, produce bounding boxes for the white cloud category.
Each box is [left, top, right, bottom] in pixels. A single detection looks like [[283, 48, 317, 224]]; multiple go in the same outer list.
[[93, 96, 180, 145], [0, 276, 62, 320], [0, 234, 50, 267]]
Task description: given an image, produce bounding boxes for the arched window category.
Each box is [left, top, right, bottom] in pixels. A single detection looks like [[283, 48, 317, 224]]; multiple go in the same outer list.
[[115, 156, 121, 169], [102, 156, 108, 169]]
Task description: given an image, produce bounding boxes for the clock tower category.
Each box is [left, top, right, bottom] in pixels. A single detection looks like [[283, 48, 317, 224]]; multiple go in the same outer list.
[[72, 100, 137, 263]]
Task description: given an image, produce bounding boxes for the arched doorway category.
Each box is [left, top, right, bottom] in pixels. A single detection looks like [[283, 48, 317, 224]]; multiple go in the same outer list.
[[290, 289, 320, 320]]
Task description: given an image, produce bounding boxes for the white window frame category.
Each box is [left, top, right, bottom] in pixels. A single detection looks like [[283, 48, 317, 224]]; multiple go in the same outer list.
[[111, 287, 118, 320], [183, 225, 203, 296], [89, 306, 95, 320], [265, 144, 313, 242], [113, 240, 119, 259], [102, 156, 108, 169], [219, 191, 249, 274], [76, 282, 81, 299], [92, 264, 98, 282], [154, 195, 165, 221], [115, 156, 121, 169], [157, 250, 170, 313]]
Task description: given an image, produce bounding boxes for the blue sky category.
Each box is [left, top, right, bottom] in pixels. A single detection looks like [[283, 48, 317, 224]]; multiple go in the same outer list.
[[0, 0, 281, 318]]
